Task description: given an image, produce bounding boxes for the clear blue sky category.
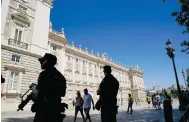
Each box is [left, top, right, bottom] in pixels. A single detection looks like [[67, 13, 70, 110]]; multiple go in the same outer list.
[[50, 0, 189, 89]]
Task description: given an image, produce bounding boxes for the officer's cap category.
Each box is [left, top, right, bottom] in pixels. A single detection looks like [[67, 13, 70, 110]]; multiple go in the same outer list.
[[38, 53, 57, 65]]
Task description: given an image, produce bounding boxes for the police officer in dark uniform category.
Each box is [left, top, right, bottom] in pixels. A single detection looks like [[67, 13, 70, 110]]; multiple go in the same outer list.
[[33, 53, 67, 122], [97, 65, 119, 122]]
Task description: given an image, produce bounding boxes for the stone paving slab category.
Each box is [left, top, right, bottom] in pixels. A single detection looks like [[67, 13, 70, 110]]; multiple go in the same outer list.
[[1, 107, 182, 122]]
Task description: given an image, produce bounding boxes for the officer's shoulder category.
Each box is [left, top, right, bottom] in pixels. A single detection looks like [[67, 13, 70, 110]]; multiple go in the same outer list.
[[39, 70, 47, 76]]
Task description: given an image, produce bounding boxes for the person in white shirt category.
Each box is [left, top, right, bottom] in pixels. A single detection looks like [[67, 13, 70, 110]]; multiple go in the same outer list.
[[83, 88, 95, 122], [155, 93, 160, 110]]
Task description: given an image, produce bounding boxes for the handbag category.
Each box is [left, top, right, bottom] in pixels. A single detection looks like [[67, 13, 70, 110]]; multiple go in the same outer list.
[[95, 100, 101, 111]]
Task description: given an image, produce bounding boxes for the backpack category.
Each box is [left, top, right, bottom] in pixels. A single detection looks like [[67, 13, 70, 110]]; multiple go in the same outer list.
[[54, 75, 66, 97]]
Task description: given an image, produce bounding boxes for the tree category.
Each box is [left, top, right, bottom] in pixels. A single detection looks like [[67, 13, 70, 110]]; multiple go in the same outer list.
[[163, 0, 189, 54], [170, 89, 178, 97]]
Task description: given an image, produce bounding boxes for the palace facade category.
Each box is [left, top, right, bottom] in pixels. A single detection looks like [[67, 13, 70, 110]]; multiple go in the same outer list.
[[1, 0, 146, 107]]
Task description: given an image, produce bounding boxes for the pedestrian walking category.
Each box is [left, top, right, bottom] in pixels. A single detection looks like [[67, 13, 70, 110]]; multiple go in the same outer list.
[[146, 95, 151, 108], [74, 91, 86, 122], [135, 98, 138, 106], [155, 93, 160, 110], [96, 65, 119, 122], [159, 94, 163, 109], [127, 94, 133, 114], [83, 88, 95, 122]]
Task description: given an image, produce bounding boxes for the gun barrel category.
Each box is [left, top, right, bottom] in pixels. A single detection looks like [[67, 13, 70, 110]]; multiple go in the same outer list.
[[17, 94, 32, 111]]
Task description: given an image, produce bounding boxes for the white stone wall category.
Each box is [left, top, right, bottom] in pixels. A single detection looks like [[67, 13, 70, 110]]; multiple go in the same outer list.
[[30, 0, 51, 56], [1, 46, 41, 104]]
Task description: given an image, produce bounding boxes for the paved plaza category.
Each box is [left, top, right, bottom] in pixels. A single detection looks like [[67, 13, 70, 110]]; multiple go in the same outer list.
[[2, 101, 183, 122]]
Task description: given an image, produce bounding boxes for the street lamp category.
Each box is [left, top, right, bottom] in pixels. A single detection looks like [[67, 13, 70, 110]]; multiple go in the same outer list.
[[182, 69, 187, 89], [165, 39, 185, 111]]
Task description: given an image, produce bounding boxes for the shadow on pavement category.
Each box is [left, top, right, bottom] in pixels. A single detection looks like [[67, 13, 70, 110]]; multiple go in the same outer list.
[[2, 115, 101, 122], [2, 108, 182, 122]]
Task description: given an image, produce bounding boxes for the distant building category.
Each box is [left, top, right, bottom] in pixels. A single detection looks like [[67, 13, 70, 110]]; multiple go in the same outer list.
[[147, 86, 163, 95], [153, 86, 162, 91]]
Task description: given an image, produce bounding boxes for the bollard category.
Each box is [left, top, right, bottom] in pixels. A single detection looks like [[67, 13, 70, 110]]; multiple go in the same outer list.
[[163, 99, 173, 122]]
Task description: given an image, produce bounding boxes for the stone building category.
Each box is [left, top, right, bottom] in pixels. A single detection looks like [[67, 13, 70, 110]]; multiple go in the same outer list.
[[1, 0, 146, 108]]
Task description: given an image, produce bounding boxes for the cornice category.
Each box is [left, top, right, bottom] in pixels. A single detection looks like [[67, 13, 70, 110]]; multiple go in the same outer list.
[[1, 45, 41, 58], [49, 32, 68, 45], [65, 45, 130, 73]]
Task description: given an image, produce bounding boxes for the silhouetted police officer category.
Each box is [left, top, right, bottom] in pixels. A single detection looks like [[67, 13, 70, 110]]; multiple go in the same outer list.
[[33, 53, 66, 122], [97, 65, 119, 122]]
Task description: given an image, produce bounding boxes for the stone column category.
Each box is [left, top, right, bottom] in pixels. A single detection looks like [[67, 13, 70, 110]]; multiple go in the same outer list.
[[98, 64, 101, 84], [48, 42, 51, 53], [72, 57, 75, 83], [16, 72, 23, 93], [87, 61, 89, 85], [3, 70, 10, 93], [2, 70, 10, 100], [60, 47, 66, 75], [80, 59, 82, 83], [92, 64, 94, 85]]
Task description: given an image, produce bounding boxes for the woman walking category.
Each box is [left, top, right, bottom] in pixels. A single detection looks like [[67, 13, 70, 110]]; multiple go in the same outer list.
[[74, 91, 86, 122]]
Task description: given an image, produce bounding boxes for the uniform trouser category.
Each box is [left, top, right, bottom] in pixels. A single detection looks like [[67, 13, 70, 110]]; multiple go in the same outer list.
[[101, 106, 117, 122], [34, 111, 62, 122]]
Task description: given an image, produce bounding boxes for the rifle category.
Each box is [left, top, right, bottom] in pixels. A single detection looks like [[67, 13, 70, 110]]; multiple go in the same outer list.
[[17, 83, 68, 112], [17, 83, 38, 111]]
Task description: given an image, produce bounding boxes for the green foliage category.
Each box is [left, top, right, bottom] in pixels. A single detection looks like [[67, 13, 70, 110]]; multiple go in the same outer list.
[[170, 89, 178, 97], [171, 0, 189, 54]]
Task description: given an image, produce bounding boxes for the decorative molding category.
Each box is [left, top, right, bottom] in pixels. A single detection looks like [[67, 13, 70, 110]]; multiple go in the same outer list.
[[49, 32, 68, 45], [1, 45, 41, 58], [11, 13, 30, 27], [4, 64, 25, 73]]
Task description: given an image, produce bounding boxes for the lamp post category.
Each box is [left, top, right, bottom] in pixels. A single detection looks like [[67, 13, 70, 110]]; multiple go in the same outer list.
[[165, 39, 185, 111], [182, 69, 187, 89]]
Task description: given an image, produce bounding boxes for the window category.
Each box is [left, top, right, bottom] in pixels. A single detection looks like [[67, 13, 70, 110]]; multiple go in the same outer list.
[[52, 45, 57, 51], [11, 55, 20, 63], [19, 5, 27, 13], [14, 29, 22, 41], [76, 58, 78, 63], [8, 72, 19, 90]]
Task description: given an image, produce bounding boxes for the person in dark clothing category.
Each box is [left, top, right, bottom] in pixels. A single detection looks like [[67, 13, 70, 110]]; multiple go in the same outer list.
[[1, 75, 5, 83], [127, 94, 133, 114], [33, 53, 67, 122], [97, 65, 119, 122]]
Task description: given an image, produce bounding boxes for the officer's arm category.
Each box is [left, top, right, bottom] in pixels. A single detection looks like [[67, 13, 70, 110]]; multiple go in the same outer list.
[[62, 76, 67, 97]]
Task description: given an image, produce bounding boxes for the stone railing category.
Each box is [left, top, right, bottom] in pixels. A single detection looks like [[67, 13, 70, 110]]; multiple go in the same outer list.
[[8, 39, 28, 50]]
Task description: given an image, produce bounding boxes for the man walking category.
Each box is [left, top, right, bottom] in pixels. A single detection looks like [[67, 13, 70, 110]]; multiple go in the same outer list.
[[127, 94, 133, 114], [97, 65, 119, 122], [33, 53, 67, 122], [83, 88, 95, 122]]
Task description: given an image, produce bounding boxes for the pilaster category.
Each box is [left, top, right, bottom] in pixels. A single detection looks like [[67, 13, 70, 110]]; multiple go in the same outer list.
[[3, 70, 10, 93], [72, 57, 75, 83], [17, 72, 23, 93]]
